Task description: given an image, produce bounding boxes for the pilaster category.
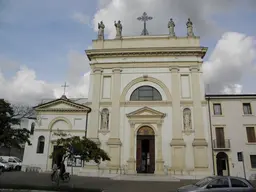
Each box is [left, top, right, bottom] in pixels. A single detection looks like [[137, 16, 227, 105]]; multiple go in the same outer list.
[[155, 123, 164, 174], [169, 67, 185, 146], [169, 67, 186, 171], [127, 122, 136, 174], [107, 68, 122, 168], [190, 67, 207, 146], [87, 68, 102, 144], [190, 67, 208, 171]]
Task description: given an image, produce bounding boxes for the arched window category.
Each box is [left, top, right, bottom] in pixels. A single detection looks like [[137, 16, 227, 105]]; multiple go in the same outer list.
[[30, 122, 35, 135], [130, 86, 162, 101], [37, 136, 45, 154]]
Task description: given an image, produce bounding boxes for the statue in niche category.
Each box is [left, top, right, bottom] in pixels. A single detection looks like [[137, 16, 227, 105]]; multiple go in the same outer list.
[[101, 108, 109, 130], [183, 108, 192, 130], [98, 21, 105, 40], [186, 18, 194, 37], [168, 18, 175, 37], [114, 20, 122, 38]]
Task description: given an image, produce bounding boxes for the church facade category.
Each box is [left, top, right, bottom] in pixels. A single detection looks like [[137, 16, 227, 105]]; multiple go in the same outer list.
[[23, 19, 214, 177], [84, 32, 211, 176]]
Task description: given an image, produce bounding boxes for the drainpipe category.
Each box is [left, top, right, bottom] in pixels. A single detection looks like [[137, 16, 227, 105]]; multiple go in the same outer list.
[[207, 96, 215, 175]]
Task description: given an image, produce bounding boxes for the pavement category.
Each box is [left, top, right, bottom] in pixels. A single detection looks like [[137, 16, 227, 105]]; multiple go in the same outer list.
[[0, 172, 197, 192]]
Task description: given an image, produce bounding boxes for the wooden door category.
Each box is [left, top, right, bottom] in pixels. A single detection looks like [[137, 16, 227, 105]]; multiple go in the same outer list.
[[216, 128, 225, 148], [149, 137, 155, 173], [136, 139, 142, 172]]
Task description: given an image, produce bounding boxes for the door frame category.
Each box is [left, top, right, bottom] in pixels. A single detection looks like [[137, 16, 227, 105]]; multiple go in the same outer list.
[[136, 126, 155, 174], [216, 152, 230, 176]]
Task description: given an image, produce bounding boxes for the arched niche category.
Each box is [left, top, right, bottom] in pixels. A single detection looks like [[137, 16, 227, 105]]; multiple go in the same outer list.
[[48, 117, 72, 131]]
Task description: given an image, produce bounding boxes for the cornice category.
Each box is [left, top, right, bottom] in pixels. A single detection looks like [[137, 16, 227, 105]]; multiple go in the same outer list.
[[121, 101, 172, 107], [86, 47, 207, 60], [35, 98, 91, 113], [35, 129, 85, 132], [91, 62, 203, 69], [36, 109, 91, 113]]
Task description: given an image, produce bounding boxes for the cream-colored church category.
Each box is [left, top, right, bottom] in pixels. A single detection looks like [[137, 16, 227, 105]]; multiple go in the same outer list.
[[23, 17, 213, 177]]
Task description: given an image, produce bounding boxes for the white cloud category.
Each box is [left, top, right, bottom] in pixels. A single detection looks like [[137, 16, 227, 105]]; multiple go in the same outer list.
[[53, 71, 90, 99], [91, 0, 255, 39], [0, 52, 91, 105], [0, 66, 55, 105], [221, 84, 243, 94], [203, 32, 256, 93]]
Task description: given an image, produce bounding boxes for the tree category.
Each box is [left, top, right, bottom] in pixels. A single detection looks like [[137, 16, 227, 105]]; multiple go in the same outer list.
[[51, 131, 110, 164], [0, 99, 33, 149]]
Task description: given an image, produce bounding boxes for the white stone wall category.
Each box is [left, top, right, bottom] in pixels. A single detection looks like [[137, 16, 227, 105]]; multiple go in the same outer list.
[[92, 63, 211, 174], [208, 98, 256, 178], [23, 112, 88, 172]]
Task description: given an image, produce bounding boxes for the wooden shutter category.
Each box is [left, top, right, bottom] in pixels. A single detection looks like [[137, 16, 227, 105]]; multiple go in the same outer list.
[[216, 128, 225, 148], [246, 127, 256, 142], [136, 139, 142, 172], [149, 138, 155, 173]]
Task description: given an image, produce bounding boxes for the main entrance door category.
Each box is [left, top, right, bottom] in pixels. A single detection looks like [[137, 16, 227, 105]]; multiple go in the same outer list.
[[136, 126, 155, 174], [52, 146, 64, 168], [216, 152, 230, 176]]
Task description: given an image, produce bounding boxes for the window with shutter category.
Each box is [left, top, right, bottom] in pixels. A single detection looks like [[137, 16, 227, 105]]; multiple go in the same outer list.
[[213, 103, 222, 115], [250, 155, 256, 168], [246, 127, 256, 143], [243, 103, 252, 115]]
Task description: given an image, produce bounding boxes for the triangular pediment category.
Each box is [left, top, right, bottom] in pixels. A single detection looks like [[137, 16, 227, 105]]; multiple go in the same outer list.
[[126, 107, 165, 118], [34, 97, 91, 113]]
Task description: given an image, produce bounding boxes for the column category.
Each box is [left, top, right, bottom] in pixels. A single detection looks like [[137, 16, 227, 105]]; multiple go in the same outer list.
[[155, 123, 164, 174], [87, 68, 102, 145], [190, 67, 207, 145], [169, 67, 185, 145], [127, 122, 136, 173], [107, 68, 122, 168]]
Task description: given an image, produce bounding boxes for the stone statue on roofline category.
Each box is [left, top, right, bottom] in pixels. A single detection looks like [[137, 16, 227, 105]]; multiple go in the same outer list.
[[98, 21, 105, 40], [114, 20, 122, 39], [168, 18, 175, 37], [186, 18, 194, 37]]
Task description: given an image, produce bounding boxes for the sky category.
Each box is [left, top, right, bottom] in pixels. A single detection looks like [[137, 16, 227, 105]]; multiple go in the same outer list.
[[0, 0, 256, 105]]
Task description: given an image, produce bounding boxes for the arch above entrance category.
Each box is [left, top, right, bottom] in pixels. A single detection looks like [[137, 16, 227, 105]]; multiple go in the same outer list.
[[137, 126, 155, 136], [216, 152, 228, 159]]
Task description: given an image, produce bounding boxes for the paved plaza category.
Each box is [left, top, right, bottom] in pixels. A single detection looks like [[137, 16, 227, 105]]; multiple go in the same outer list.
[[0, 172, 197, 192]]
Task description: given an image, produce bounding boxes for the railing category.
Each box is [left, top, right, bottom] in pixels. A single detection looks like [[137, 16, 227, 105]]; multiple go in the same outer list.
[[212, 139, 231, 149]]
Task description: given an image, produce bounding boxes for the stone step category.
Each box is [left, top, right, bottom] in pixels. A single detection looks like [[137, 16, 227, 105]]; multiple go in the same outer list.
[[111, 175, 180, 182]]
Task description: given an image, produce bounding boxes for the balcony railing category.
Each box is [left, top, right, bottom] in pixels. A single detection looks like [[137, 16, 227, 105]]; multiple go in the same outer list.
[[212, 139, 231, 150]]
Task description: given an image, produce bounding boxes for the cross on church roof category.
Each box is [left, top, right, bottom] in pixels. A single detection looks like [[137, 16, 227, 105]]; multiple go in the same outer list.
[[61, 82, 69, 95], [137, 12, 153, 36]]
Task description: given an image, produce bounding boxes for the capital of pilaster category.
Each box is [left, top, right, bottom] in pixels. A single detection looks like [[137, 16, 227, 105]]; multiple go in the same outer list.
[[156, 120, 163, 128], [169, 67, 180, 73], [128, 120, 136, 128], [112, 68, 122, 73], [189, 67, 200, 73], [93, 68, 103, 74]]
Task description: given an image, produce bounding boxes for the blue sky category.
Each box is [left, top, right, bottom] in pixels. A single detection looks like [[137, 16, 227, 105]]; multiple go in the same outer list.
[[0, 0, 97, 81], [0, 0, 256, 104]]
